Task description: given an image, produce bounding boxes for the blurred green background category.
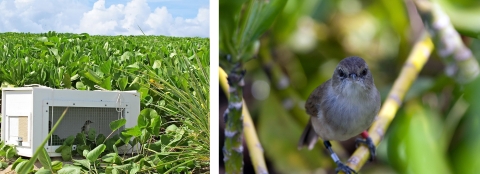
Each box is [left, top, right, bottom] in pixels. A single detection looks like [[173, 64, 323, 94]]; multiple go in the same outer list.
[[219, 0, 480, 173]]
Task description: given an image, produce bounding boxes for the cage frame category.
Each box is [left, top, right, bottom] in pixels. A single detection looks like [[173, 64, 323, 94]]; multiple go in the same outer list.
[[1, 86, 140, 157]]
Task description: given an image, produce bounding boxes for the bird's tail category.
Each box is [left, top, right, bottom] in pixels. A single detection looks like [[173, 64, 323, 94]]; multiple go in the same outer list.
[[297, 118, 319, 150]]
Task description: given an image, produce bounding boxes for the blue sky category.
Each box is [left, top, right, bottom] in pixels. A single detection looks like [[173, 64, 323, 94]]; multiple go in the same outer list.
[[103, 0, 209, 19], [0, 0, 210, 37]]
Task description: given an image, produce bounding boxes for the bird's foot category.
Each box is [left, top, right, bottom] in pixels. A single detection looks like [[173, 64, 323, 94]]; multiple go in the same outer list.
[[335, 161, 357, 174], [356, 136, 376, 161]]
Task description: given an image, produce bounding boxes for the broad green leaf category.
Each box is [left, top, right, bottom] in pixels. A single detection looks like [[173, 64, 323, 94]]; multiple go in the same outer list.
[[140, 129, 151, 144], [96, 134, 106, 144], [83, 149, 89, 158], [100, 60, 112, 75], [51, 161, 63, 172], [118, 77, 128, 91], [63, 136, 75, 146], [165, 124, 178, 133], [110, 119, 126, 132], [73, 159, 90, 169], [101, 75, 112, 90], [79, 69, 102, 84], [87, 144, 106, 162], [57, 166, 81, 174], [88, 129, 96, 140], [5, 146, 15, 159], [0, 161, 7, 169], [76, 81, 86, 90], [138, 87, 149, 100], [101, 153, 122, 165], [15, 161, 31, 173], [55, 145, 65, 153], [35, 168, 52, 174], [137, 110, 148, 128], [149, 116, 161, 136], [122, 126, 142, 137], [38, 148, 52, 170], [61, 145, 72, 161], [62, 72, 72, 88], [75, 133, 86, 146], [12, 157, 26, 172]]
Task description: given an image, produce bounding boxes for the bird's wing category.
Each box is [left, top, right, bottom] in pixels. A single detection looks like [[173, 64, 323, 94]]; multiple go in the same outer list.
[[305, 79, 331, 117]]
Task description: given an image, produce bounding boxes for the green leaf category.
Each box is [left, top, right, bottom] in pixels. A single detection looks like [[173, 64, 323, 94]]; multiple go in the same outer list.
[[138, 87, 149, 100], [149, 116, 161, 136], [63, 72, 72, 88], [110, 119, 127, 132], [79, 69, 102, 84], [57, 166, 81, 174], [12, 157, 26, 172], [87, 144, 106, 162], [102, 75, 112, 90], [55, 145, 65, 153], [101, 153, 122, 165], [77, 145, 90, 155], [63, 136, 75, 146], [6, 146, 16, 159], [75, 133, 86, 146], [38, 148, 52, 170], [118, 77, 128, 91], [88, 129, 96, 140], [76, 81, 86, 90], [83, 149, 89, 158], [0, 161, 8, 169], [122, 126, 142, 137], [96, 134, 106, 145], [61, 145, 72, 161], [130, 163, 140, 174], [152, 60, 162, 69], [35, 168, 52, 174], [100, 60, 112, 75], [137, 111, 148, 128], [73, 159, 90, 169], [15, 161, 32, 173], [51, 161, 63, 172]]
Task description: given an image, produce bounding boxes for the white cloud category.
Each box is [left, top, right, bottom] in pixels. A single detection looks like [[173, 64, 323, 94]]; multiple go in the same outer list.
[[0, 0, 209, 37]]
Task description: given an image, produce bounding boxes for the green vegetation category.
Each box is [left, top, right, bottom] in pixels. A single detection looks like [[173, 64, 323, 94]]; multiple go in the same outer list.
[[0, 31, 209, 173]]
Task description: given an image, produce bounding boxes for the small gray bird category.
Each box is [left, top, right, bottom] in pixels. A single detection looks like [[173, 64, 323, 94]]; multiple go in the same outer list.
[[298, 57, 381, 174], [81, 120, 94, 134]]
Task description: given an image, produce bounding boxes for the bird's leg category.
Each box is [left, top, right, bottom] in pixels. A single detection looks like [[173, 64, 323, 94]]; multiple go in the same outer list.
[[355, 130, 376, 161], [323, 141, 357, 174]]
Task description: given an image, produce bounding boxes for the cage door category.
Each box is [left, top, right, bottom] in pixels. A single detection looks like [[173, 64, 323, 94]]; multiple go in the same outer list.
[[7, 115, 29, 147]]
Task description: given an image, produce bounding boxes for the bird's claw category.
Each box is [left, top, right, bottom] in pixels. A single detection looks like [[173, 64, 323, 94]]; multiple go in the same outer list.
[[355, 137, 376, 161], [335, 161, 357, 174]]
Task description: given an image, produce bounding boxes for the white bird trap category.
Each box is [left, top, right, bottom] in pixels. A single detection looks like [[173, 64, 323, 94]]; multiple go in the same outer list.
[[1, 86, 140, 157]]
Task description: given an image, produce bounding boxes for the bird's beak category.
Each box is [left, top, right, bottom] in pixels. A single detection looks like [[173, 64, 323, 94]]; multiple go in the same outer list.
[[349, 73, 357, 80]]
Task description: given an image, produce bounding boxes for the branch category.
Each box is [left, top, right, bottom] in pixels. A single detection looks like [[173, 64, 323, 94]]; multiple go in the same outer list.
[[222, 64, 246, 173], [414, 0, 479, 83], [344, 33, 433, 172], [220, 67, 269, 174]]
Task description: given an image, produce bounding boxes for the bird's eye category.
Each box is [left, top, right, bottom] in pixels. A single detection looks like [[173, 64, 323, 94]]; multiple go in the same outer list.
[[361, 69, 368, 76], [338, 69, 346, 78]]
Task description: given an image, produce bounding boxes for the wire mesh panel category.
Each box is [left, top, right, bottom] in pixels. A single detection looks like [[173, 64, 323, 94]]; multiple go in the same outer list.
[[48, 106, 125, 146]]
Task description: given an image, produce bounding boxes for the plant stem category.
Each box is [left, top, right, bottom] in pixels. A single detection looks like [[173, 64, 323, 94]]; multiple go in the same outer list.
[[220, 67, 269, 174], [223, 64, 246, 174], [414, 0, 479, 83]]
